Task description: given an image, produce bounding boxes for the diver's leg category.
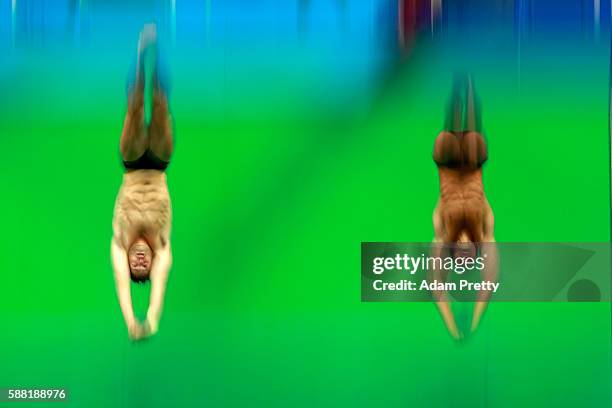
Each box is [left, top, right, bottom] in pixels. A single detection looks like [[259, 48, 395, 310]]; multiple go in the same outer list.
[[433, 131, 461, 166], [148, 45, 173, 162], [461, 131, 488, 169], [462, 76, 487, 167], [120, 27, 154, 161], [444, 74, 464, 132], [465, 75, 482, 132]]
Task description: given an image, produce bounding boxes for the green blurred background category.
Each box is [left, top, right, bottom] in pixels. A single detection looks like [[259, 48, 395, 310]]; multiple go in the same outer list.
[[0, 1, 611, 407]]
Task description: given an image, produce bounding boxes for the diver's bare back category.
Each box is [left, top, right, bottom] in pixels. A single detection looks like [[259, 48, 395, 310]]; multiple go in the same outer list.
[[113, 169, 172, 251], [436, 167, 487, 242]]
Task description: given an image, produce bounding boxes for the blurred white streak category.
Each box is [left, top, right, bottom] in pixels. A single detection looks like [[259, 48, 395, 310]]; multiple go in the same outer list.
[[594, 0, 600, 39], [11, 0, 16, 47], [432, 0, 441, 36], [171, 0, 176, 44], [397, 0, 403, 47]]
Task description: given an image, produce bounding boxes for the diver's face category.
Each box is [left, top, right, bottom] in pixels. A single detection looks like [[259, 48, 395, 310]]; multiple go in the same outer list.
[[128, 241, 153, 278], [455, 234, 477, 259], [454, 243, 477, 259]]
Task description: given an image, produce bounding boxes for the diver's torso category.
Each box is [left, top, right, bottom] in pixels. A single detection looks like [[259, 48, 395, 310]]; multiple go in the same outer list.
[[437, 168, 486, 242], [113, 169, 172, 250]]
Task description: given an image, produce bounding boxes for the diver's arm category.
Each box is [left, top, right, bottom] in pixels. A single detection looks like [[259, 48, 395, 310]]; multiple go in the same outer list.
[[145, 243, 172, 337], [430, 205, 461, 340], [111, 237, 144, 340], [471, 201, 498, 332]]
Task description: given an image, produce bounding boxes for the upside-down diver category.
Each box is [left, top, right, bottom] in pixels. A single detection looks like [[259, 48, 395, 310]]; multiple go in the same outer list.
[[430, 75, 498, 340], [111, 24, 174, 341]]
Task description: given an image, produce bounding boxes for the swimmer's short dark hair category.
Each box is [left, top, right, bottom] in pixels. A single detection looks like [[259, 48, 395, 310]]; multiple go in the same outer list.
[[130, 271, 150, 284]]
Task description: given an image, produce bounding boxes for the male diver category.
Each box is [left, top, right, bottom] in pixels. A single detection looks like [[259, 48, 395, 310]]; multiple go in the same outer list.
[[430, 75, 498, 340], [111, 24, 173, 341]]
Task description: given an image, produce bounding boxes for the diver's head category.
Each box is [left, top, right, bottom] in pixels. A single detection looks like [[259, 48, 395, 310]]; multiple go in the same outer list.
[[128, 239, 153, 283], [454, 231, 477, 259]]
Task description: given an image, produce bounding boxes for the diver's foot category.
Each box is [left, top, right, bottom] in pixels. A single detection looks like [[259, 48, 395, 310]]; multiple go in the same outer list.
[[138, 23, 157, 54], [135, 24, 157, 77]]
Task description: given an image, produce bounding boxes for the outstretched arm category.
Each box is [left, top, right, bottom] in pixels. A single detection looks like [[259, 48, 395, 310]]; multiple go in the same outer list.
[[429, 205, 461, 340], [145, 243, 172, 336], [111, 238, 145, 340], [471, 202, 498, 333]]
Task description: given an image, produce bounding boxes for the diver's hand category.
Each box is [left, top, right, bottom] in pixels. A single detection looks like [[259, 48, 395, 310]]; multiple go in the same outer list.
[[128, 321, 147, 341], [144, 317, 159, 338], [449, 325, 463, 341]]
